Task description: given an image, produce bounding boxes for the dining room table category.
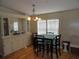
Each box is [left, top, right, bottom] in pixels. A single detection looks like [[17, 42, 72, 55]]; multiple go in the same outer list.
[[36, 34, 58, 59]]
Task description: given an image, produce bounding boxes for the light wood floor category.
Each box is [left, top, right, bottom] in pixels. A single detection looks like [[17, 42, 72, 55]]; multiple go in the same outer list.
[[0, 46, 79, 59]]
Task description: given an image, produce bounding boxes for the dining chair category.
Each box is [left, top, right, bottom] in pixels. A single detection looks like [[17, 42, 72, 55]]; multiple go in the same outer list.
[[31, 33, 38, 54], [36, 35, 45, 57], [32, 33, 45, 56], [52, 34, 61, 58]]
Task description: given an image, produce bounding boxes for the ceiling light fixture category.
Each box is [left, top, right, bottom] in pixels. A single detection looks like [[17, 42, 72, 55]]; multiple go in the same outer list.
[[27, 3, 41, 21]]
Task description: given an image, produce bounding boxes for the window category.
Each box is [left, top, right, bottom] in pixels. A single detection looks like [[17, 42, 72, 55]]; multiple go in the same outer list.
[[13, 22, 19, 32], [37, 19, 59, 35], [37, 20, 46, 34], [47, 19, 59, 34]]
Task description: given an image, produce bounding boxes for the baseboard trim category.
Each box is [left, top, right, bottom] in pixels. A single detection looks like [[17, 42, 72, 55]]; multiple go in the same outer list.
[[70, 44, 79, 48]]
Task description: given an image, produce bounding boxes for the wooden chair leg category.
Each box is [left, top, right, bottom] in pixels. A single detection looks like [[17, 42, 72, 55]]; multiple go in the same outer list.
[[56, 46, 58, 59], [58, 43, 61, 56], [46, 44, 49, 55], [50, 45, 53, 59], [37, 47, 38, 56], [59, 45, 61, 56], [37, 45, 40, 56], [41, 45, 45, 57]]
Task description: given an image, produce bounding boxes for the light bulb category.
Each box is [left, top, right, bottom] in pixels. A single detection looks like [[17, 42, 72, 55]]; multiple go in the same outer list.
[[35, 17, 39, 20], [28, 17, 31, 21], [38, 18, 41, 21]]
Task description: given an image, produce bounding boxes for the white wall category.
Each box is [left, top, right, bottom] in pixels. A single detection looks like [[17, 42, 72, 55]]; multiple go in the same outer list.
[[0, 6, 26, 18], [30, 9, 79, 48]]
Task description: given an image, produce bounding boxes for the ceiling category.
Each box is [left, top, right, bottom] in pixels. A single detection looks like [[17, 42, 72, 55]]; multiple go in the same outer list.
[[0, 0, 79, 15]]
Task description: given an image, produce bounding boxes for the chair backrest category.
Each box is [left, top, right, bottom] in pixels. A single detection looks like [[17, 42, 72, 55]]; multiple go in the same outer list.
[[32, 33, 38, 49], [32, 34, 44, 48], [36, 35, 44, 44], [56, 34, 61, 40], [55, 34, 61, 44]]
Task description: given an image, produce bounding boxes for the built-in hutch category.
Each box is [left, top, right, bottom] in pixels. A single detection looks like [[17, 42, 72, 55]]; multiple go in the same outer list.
[[0, 17, 31, 56]]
